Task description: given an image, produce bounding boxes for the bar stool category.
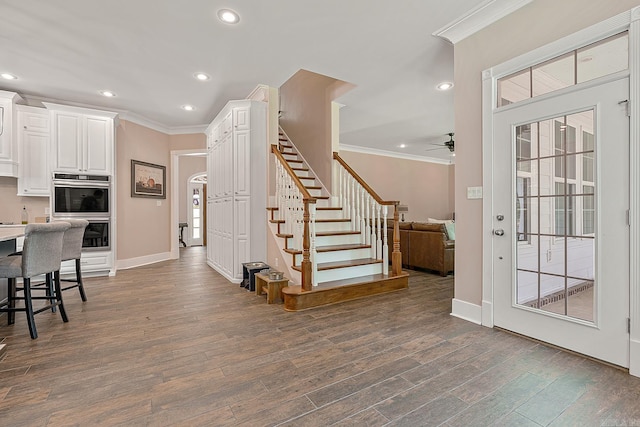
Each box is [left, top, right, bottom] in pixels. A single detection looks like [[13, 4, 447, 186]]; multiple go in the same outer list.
[[0, 222, 70, 339], [57, 219, 89, 301]]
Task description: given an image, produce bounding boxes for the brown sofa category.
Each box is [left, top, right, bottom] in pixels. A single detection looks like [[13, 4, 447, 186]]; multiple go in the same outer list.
[[387, 221, 454, 276]]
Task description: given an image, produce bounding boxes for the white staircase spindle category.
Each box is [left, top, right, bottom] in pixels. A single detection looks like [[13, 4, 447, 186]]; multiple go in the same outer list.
[[382, 205, 389, 275], [365, 194, 371, 247], [350, 177, 357, 229], [376, 203, 382, 260], [360, 186, 366, 244], [310, 203, 318, 286], [355, 185, 361, 233]]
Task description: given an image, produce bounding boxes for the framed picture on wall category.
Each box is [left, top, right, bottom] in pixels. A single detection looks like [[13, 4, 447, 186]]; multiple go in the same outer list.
[[131, 159, 166, 199]]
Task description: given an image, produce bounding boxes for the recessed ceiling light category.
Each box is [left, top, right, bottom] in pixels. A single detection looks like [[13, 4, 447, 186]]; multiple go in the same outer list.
[[1, 73, 17, 80], [217, 9, 239, 24], [182, 105, 195, 111], [194, 72, 210, 81], [99, 90, 116, 97], [399, 144, 406, 148], [436, 82, 454, 91]]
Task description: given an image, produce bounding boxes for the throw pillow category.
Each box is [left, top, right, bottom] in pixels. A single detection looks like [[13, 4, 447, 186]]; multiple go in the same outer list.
[[445, 222, 456, 240]]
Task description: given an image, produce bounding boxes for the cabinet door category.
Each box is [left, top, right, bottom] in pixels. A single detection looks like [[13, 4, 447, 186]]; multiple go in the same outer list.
[[222, 134, 233, 196], [85, 116, 112, 174], [0, 98, 13, 164], [233, 107, 250, 131], [234, 131, 250, 196], [18, 130, 50, 196], [233, 196, 250, 278], [52, 112, 82, 172]]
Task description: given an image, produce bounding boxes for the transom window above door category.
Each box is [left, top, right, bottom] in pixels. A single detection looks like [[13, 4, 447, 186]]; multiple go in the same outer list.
[[497, 32, 628, 107]]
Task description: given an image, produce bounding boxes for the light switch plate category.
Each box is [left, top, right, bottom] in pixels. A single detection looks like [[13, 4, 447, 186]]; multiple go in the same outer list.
[[467, 186, 483, 199]]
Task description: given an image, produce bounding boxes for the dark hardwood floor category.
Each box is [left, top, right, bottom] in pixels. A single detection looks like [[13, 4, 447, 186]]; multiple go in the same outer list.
[[1, 247, 640, 426]]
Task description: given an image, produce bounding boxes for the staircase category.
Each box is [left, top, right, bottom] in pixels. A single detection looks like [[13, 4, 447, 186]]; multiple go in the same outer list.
[[268, 129, 409, 311]]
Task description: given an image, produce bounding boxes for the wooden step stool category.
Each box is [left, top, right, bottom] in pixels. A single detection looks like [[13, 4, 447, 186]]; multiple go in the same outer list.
[[255, 273, 289, 304]]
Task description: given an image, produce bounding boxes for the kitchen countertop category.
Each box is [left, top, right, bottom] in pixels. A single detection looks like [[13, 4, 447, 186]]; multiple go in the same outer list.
[[0, 225, 26, 242]]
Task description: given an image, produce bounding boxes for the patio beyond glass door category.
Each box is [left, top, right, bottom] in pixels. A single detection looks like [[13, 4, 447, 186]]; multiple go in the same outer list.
[[493, 77, 630, 367]]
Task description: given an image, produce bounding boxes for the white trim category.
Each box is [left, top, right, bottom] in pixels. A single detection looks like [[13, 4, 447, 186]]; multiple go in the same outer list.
[[170, 149, 207, 260], [116, 251, 172, 270], [451, 298, 482, 325], [629, 7, 640, 377], [433, 0, 533, 44], [339, 144, 453, 165], [482, 7, 640, 376], [42, 101, 118, 119]]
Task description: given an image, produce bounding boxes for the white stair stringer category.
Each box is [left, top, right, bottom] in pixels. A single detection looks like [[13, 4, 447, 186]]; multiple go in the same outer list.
[[267, 220, 301, 285]]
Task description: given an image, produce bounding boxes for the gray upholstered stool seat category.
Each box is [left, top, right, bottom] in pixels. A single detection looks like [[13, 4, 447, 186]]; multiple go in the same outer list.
[[0, 222, 70, 339], [57, 219, 89, 301]]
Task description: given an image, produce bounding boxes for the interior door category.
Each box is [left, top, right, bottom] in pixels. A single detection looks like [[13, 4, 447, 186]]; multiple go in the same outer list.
[[493, 77, 630, 367]]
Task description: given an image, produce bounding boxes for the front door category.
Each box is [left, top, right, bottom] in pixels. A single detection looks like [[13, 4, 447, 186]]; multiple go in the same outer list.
[[493, 77, 630, 367]]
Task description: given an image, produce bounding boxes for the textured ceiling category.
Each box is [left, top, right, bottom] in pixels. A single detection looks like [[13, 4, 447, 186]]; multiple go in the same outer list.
[[0, 0, 487, 161]]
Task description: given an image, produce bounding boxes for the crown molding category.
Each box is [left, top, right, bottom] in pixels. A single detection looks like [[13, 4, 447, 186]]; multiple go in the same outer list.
[[339, 144, 453, 165], [433, 0, 533, 44]]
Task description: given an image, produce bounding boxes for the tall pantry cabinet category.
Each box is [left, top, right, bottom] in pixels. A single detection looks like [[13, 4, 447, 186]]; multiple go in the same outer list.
[[206, 100, 267, 283]]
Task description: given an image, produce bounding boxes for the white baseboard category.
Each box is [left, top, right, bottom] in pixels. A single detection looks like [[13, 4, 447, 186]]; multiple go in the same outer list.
[[630, 338, 640, 378], [451, 298, 482, 325], [116, 252, 172, 271], [482, 300, 494, 327]]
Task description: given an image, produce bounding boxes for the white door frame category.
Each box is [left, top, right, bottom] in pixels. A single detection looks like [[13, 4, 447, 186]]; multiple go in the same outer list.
[[187, 173, 206, 246], [482, 7, 640, 376], [170, 149, 206, 259]]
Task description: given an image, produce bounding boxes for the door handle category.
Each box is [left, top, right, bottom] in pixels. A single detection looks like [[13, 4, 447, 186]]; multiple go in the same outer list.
[[493, 229, 505, 236]]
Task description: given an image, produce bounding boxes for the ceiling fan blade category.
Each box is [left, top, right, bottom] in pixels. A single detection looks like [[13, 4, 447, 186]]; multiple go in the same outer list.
[[424, 147, 445, 152]]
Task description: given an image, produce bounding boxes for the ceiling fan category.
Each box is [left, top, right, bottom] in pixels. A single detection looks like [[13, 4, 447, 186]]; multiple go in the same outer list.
[[425, 132, 455, 153]]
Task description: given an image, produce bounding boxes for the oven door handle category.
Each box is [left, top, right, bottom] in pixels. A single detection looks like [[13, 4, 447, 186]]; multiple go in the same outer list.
[[53, 180, 110, 188]]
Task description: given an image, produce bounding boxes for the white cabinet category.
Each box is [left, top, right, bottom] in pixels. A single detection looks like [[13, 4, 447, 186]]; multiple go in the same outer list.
[[17, 106, 50, 196], [44, 103, 117, 175], [206, 100, 267, 283], [0, 91, 21, 177]]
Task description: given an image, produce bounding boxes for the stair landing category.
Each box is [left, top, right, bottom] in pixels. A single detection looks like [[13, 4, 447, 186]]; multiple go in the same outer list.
[[281, 272, 409, 311]]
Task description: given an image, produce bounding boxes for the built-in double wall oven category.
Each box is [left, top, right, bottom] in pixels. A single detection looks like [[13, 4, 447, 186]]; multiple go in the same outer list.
[[52, 173, 111, 251]]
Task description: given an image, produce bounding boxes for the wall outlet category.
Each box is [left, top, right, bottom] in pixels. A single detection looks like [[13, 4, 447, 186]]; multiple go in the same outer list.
[[274, 257, 278, 267], [44, 207, 50, 215]]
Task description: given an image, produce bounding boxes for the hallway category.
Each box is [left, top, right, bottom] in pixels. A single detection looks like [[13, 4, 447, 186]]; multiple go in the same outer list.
[[0, 247, 639, 426]]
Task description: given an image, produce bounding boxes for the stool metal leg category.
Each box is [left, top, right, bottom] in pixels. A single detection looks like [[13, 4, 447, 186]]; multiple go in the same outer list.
[[22, 278, 38, 339], [7, 278, 16, 325], [75, 259, 87, 302], [53, 271, 68, 323]]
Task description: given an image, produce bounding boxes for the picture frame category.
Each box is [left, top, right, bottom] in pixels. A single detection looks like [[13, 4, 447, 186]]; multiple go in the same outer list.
[[131, 159, 166, 199]]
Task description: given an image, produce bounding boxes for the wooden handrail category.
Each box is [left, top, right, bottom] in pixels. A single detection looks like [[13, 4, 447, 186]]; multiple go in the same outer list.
[[333, 152, 398, 206], [272, 144, 314, 291], [333, 151, 402, 277], [273, 145, 316, 202]]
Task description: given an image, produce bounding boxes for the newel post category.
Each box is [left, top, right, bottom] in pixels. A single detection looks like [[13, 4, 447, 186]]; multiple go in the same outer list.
[[301, 200, 312, 291], [392, 203, 402, 276]]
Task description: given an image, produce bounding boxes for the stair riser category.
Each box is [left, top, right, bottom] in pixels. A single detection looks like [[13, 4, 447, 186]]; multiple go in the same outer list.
[[315, 209, 345, 220], [315, 263, 383, 284], [314, 221, 353, 233], [299, 177, 316, 185], [315, 233, 361, 246], [294, 247, 372, 265], [282, 153, 298, 161], [272, 209, 346, 222], [294, 170, 310, 178], [307, 188, 322, 197]]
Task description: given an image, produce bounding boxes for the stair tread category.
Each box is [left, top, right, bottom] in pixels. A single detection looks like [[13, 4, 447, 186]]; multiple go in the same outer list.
[[267, 206, 344, 211], [284, 243, 370, 255], [316, 218, 351, 223], [305, 186, 322, 190], [292, 167, 309, 171], [287, 159, 303, 163], [316, 230, 359, 236], [292, 258, 382, 272], [276, 233, 293, 238], [269, 219, 285, 224]]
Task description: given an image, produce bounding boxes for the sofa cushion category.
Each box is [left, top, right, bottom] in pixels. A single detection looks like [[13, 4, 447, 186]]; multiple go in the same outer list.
[[445, 222, 455, 240], [411, 222, 444, 232]]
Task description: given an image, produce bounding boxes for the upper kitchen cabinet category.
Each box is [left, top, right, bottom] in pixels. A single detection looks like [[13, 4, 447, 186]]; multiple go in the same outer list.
[[0, 90, 23, 177], [44, 103, 117, 175], [17, 105, 50, 196]]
